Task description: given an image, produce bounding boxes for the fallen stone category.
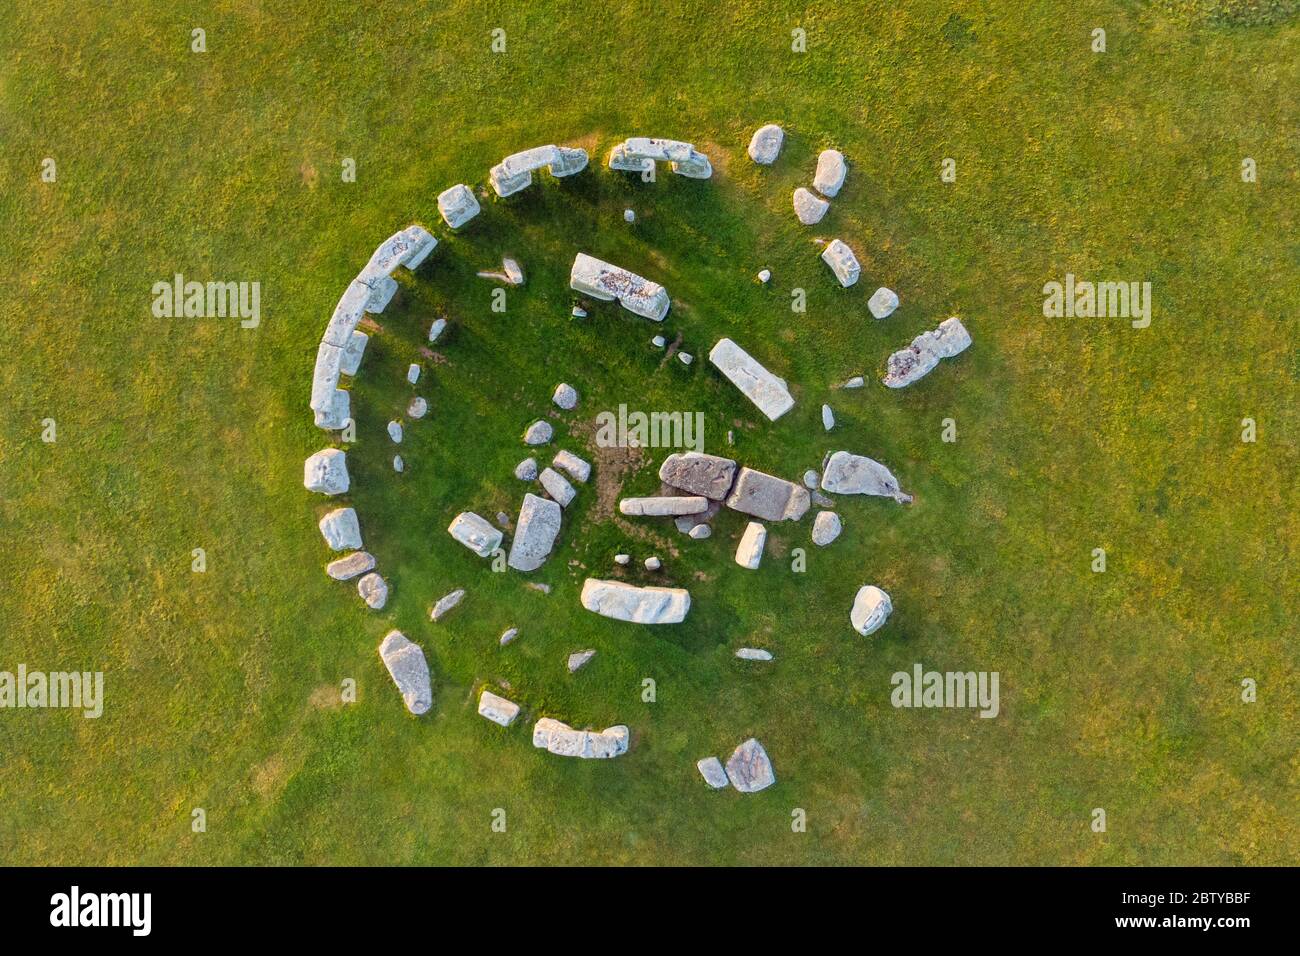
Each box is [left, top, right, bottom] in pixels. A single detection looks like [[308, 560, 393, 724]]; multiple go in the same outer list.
[[427, 318, 446, 343], [508, 493, 562, 572], [437, 183, 480, 228], [850, 585, 893, 636], [735, 521, 767, 569], [725, 467, 810, 522], [340, 331, 368, 376], [882, 317, 972, 388], [387, 420, 403, 444], [523, 420, 553, 445], [514, 457, 538, 481], [499, 627, 518, 646], [304, 448, 349, 495], [820, 451, 912, 504], [539, 467, 576, 507], [567, 649, 596, 673], [868, 287, 899, 319], [708, 338, 796, 421], [812, 490, 834, 508], [748, 124, 784, 165], [619, 496, 709, 517], [822, 404, 835, 431], [580, 578, 691, 624], [358, 572, 388, 610], [552, 450, 590, 483], [725, 738, 776, 793], [551, 383, 578, 410], [812, 510, 842, 546], [407, 363, 420, 384], [572, 306, 587, 318], [319, 507, 362, 551], [378, 630, 432, 715], [326, 550, 375, 581], [838, 375, 865, 389], [310, 341, 345, 428], [623, 208, 635, 223], [658, 451, 737, 500], [697, 756, 730, 789], [814, 149, 847, 197], [569, 252, 670, 321], [477, 690, 519, 727], [821, 239, 860, 287], [532, 717, 630, 759], [431, 588, 465, 621], [407, 396, 428, 419], [735, 648, 774, 661], [793, 187, 829, 225], [448, 512, 503, 557]]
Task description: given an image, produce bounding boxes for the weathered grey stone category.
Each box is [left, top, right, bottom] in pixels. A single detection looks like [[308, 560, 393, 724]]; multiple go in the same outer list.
[[822, 404, 835, 431], [393, 455, 404, 473], [608, 137, 712, 178], [820, 451, 912, 504], [427, 317, 447, 343], [552, 383, 578, 410], [838, 375, 865, 389], [697, 756, 730, 789], [735, 648, 774, 661], [310, 341, 345, 428], [651, 335, 666, 348], [323, 280, 370, 349], [387, 420, 403, 444], [526, 582, 551, 594], [658, 451, 737, 500], [850, 585, 893, 636], [623, 208, 636, 223], [882, 317, 972, 388], [340, 330, 368, 376], [552, 449, 590, 483], [569, 253, 670, 321], [490, 144, 589, 197], [508, 494, 562, 572], [708, 338, 796, 421], [803, 470, 820, 489], [496, 512, 511, 528], [614, 553, 631, 565], [478, 690, 520, 727], [407, 396, 428, 419], [358, 572, 388, 610], [734, 521, 767, 569], [319, 507, 362, 551], [619, 496, 709, 517], [360, 274, 398, 313], [725, 738, 776, 793], [725, 467, 810, 522], [812, 510, 842, 546], [758, 269, 772, 283], [361, 225, 437, 279], [431, 588, 465, 621], [407, 363, 420, 384], [514, 457, 538, 481], [580, 578, 691, 624], [813, 149, 847, 197], [821, 239, 860, 287], [688, 524, 711, 540], [326, 550, 375, 581], [503, 258, 525, 286], [532, 717, 630, 759], [793, 187, 829, 225], [567, 649, 596, 673], [523, 420, 553, 445], [499, 627, 518, 646], [678, 352, 693, 366], [437, 183, 480, 228], [748, 124, 784, 165], [304, 448, 349, 495], [572, 307, 587, 318], [644, 556, 661, 570], [868, 287, 899, 319], [379, 630, 431, 715], [539, 467, 576, 507], [812, 491, 834, 508], [448, 512, 503, 557]]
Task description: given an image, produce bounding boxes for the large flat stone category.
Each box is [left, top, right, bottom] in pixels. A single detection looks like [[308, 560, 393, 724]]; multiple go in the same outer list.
[[580, 578, 691, 624], [532, 717, 630, 758], [569, 253, 670, 321], [882, 317, 972, 388], [319, 507, 362, 551], [478, 690, 520, 727], [378, 630, 431, 715], [303, 448, 349, 495], [708, 338, 796, 421], [619, 496, 708, 517], [820, 451, 912, 504], [658, 451, 737, 500], [725, 738, 776, 793], [448, 512, 503, 557], [724, 467, 809, 522], [507, 493, 562, 571]]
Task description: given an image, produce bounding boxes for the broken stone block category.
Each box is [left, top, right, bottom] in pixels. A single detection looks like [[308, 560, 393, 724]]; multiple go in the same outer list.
[[358, 572, 388, 610], [868, 287, 899, 319], [326, 550, 375, 581], [619, 496, 709, 517], [580, 579, 691, 624], [820, 451, 912, 504], [539, 467, 576, 507], [821, 239, 860, 287], [437, 183, 480, 228], [793, 187, 829, 225], [725, 467, 810, 522], [379, 630, 432, 715], [552, 449, 590, 483], [507, 493, 562, 572], [725, 738, 776, 792], [850, 585, 893, 636], [303, 448, 349, 495], [882, 317, 972, 388], [708, 338, 796, 421], [735, 521, 767, 569], [532, 717, 630, 759], [569, 252, 670, 321], [658, 451, 738, 500], [319, 507, 362, 551], [698, 756, 730, 788], [567, 649, 596, 673], [478, 690, 520, 727], [448, 512, 503, 557]]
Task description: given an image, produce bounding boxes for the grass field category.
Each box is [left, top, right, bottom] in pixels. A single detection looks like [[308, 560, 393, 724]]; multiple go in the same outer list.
[[1, 1, 1296, 865]]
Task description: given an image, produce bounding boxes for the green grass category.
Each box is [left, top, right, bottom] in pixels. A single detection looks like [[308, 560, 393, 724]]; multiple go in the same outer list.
[[0, 0, 1295, 865]]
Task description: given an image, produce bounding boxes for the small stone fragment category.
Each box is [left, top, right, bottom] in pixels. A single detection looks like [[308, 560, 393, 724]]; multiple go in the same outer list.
[[757, 269, 771, 283], [392, 455, 404, 473], [448, 512, 504, 557], [802, 470, 819, 489], [735, 648, 774, 661], [427, 318, 446, 343], [503, 258, 525, 285], [623, 208, 636, 223], [644, 556, 661, 570], [499, 628, 518, 646], [552, 383, 578, 410], [822, 404, 835, 431], [614, 553, 630, 565], [652, 335, 666, 348], [407, 363, 420, 384], [678, 352, 693, 365], [431, 588, 466, 621], [567, 649, 596, 673], [688, 524, 711, 540], [793, 187, 830, 225], [387, 420, 403, 444], [515, 457, 538, 481]]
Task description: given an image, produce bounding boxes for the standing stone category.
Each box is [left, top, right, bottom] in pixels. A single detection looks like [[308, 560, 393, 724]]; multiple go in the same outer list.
[[427, 318, 447, 343], [326, 550, 375, 581], [758, 269, 772, 283], [850, 585, 893, 636], [477, 690, 520, 727], [747, 124, 785, 165], [552, 449, 591, 483], [448, 512, 503, 557], [735, 648, 774, 661], [378, 630, 432, 715], [523, 420, 553, 445], [507, 493, 562, 571], [735, 521, 767, 569], [708, 338, 796, 421], [431, 588, 466, 621], [812, 510, 842, 546], [387, 420, 403, 444], [658, 451, 737, 500], [503, 258, 525, 286], [725, 467, 810, 522], [820, 451, 912, 503], [697, 756, 730, 789], [406, 363, 421, 384], [678, 352, 693, 366], [304, 448, 349, 495], [392, 455, 404, 473], [793, 187, 830, 225], [358, 572, 388, 610], [614, 553, 631, 565], [868, 287, 899, 319], [580, 578, 691, 624], [822, 404, 835, 431], [318, 507, 362, 551], [821, 239, 860, 287], [539, 467, 576, 507], [644, 556, 661, 570], [813, 149, 847, 197], [567, 649, 596, 673], [499, 627, 519, 646], [688, 524, 711, 540], [725, 738, 776, 793], [552, 383, 578, 410], [515, 457, 538, 481], [407, 396, 428, 419], [437, 183, 481, 228]]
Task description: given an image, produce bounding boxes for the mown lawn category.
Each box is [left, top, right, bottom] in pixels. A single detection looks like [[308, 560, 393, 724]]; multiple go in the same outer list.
[[0, 0, 1295, 865]]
